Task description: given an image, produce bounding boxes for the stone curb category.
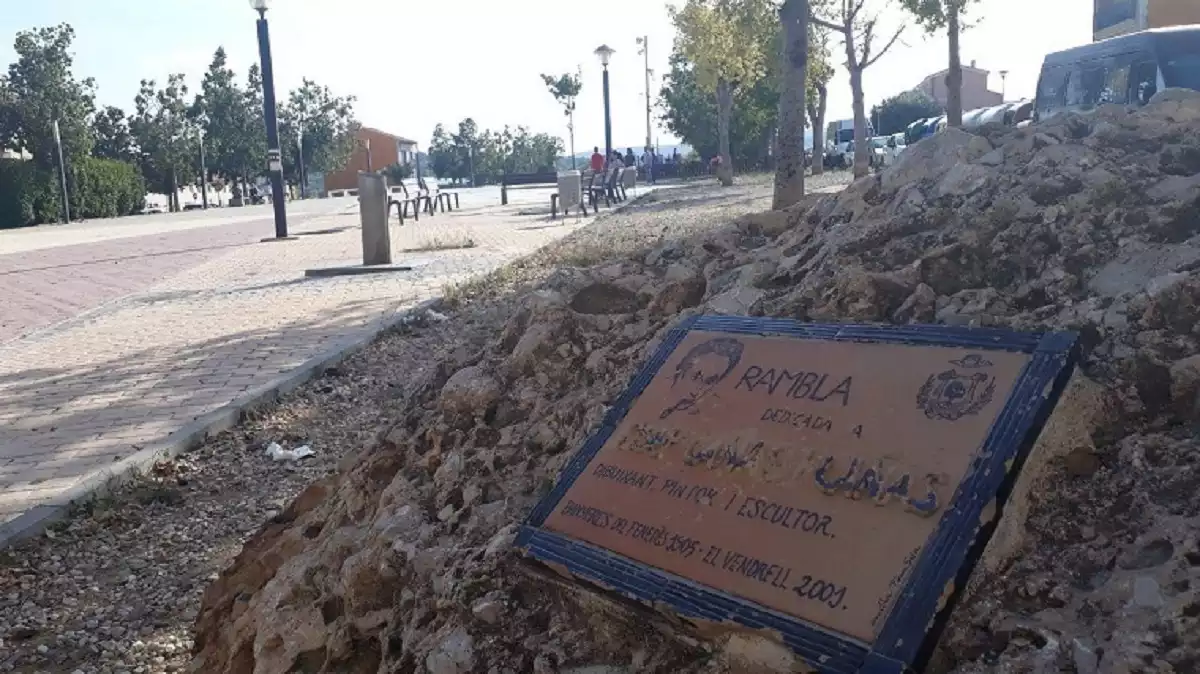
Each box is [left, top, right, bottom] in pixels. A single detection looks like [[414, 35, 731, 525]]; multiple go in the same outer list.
[[0, 296, 443, 550]]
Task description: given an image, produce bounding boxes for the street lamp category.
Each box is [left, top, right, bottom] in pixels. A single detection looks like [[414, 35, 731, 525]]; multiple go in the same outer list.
[[999, 70, 1009, 101], [594, 44, 615, 161], [250, 0, 290, 239]]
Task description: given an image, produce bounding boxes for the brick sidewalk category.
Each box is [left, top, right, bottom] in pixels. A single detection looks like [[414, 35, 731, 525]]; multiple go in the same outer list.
[[0, 208, 587, 531]]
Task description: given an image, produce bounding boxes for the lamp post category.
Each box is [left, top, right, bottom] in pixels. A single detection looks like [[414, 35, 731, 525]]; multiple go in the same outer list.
[[594, 44, 615, 161], [250, 0, 289, 239], [999, 70, 1009, 101]]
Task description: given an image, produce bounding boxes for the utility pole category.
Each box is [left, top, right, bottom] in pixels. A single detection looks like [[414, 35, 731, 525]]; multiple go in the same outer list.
[[297, 122, 306, 199], [52, 119, 70, 224], [637, 36, 652, 150]]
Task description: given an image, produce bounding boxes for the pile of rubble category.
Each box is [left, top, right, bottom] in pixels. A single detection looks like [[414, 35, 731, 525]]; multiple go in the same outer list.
[[191, 91, 1200, 673]]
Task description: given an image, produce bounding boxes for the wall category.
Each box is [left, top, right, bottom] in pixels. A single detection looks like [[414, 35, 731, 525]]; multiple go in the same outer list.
[[1146, 0, 1200, 29], [323, 128, 405, 192], [917, 68, 1003, 114]]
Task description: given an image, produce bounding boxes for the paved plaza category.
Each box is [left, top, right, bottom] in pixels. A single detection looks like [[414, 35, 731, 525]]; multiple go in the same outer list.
[[0, 198, 593, 536]]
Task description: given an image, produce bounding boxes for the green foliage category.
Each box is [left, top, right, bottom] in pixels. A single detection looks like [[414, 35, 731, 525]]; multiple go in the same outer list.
[[196, 48, 263, 184], [660, 8, 835, 168], [898, 0, 976, 31], [0, 158, 57, 228], [92, 105, 135, 162], [871, 89, 943, 135], [540, 72, 582, 116], [130, 74, 199, 201], [1, 23, 96, 170], [660, 51, 777, 166], [383, 162, 412, 183], [69, 156, 145, 218], [428, 119, 562, 184], [0, 155, 144, 228], [669, 0, 777, 93], [277, 78, 359, 185]]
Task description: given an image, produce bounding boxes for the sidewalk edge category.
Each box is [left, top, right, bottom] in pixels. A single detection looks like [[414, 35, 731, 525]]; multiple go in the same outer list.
[[0, 296, 442, 550]]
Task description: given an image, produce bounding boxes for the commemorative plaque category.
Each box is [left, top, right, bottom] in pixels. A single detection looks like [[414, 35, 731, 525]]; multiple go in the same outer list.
[[517, 316, 1078, 673]]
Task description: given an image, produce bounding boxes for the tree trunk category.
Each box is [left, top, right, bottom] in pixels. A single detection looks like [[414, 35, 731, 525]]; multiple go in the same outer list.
[[169, 169, 179, 212], [946, 7, 964, 127], [808, 83, 828, 176], [716, 79, 734, 187], [849, 66, 870, 178], [773, 0, 809, 209]]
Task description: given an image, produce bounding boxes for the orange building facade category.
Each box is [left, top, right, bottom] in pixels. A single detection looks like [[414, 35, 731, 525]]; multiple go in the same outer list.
[[1095, 0, 1200, 41], [322, 126, 417, 193]]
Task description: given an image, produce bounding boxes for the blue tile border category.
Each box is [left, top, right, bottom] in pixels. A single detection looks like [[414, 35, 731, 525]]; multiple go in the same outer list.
[[517, 317, 1078, 673]]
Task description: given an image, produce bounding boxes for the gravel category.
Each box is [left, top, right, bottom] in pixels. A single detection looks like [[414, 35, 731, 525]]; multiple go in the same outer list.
[[0, 173, 851, 674]]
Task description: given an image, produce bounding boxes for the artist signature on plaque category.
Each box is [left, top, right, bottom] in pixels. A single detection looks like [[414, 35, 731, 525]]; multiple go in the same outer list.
[[916, 354, 998, 422], [611, 426, 948, 516]]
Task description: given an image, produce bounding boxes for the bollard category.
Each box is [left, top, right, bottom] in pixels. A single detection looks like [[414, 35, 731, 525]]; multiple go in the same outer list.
[[358, 172, 392, 265]]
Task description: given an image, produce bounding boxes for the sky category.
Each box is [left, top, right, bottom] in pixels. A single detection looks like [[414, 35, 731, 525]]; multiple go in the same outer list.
[[0, 0, 1095, 153]]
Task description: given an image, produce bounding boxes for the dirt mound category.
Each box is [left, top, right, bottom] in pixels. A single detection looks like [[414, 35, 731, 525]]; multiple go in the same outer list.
[[191, 90, 1200, 674]]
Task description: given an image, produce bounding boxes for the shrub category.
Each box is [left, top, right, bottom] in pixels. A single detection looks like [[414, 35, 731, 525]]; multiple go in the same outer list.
[[0, 159, 58, 229], [70, 156, 146, 219]]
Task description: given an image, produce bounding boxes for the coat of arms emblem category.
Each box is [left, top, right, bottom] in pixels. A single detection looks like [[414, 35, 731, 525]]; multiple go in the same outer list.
[[916, 354, 997, 421]]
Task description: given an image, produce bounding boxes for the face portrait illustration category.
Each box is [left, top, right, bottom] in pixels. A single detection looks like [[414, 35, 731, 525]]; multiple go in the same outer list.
[[659, 338, 745, 420]]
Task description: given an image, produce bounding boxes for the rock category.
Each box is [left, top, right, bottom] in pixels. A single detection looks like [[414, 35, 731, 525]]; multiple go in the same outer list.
[[1131, 576, 1164, 609], [471, 599, 503, 624], [440, 366, 501, 416], [706, 286, 764, 315], [569, 282, 641, 315], [1072, 637, 1099, 674], [425, 628, 474, 674]]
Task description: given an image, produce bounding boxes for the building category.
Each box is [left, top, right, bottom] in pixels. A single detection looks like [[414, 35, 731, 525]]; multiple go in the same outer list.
[[1094, 0, 1200, 41], [915, 60, 1004, 112], [322, 126, 417, 193]]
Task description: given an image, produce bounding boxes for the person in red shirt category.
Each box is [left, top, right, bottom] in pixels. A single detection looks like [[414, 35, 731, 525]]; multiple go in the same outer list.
[[590, 147, 605, 172]]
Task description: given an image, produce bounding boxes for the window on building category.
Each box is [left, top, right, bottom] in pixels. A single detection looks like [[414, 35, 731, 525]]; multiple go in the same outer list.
[[1094, 0, 1137, 34], [1130, 60, 1159, 104], [1066, 61, 1109, 107], [1158, 32, 1200, 92], [1037, 65, 1070, 115], [1103, 61, 1131, 104]]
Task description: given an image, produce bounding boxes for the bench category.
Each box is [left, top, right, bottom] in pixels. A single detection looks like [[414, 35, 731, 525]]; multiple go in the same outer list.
[[388, 182, 434, 223], [500, 172, 558, 206]]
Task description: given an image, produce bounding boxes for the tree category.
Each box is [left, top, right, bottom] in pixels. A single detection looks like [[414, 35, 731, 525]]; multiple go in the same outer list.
[[383, 162, 412, 183], [773, 0, 809, 209], [130, 74, 198, 212], [1, 24, 96, 172], [899, 0, 979, 127], [91, 106, 136, 163], [870, 89, 942, 135], [812, 0, 905, 177], [277, 78, 358, 187], [660, 48, 779, 170], [428, 124, 458, 181], [540, 71, 582, 169], [670, 0, 776, 186], [195, 48, 258, 191], [806, 26, 835, 176]]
